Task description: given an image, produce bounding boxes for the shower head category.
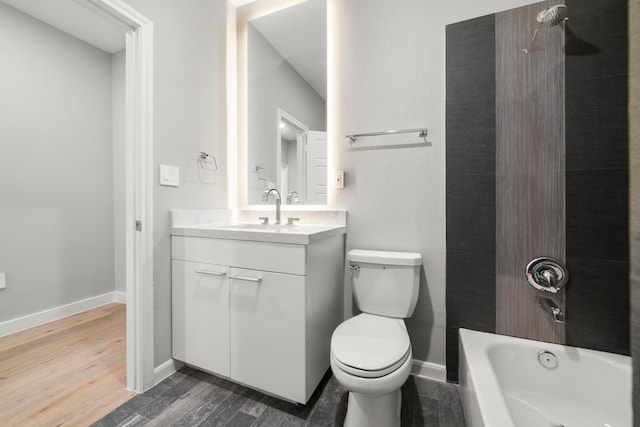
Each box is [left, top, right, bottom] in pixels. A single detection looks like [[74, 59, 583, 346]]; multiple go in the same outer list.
[[536, 4, 568, 27], [523, 4, 569, 54]]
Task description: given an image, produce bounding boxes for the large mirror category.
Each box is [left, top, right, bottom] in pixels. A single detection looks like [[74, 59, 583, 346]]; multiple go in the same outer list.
[[244, 0, 327, 205]]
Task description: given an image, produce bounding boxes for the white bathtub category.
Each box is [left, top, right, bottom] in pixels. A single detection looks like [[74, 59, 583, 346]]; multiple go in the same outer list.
[[458, 328, 631, 427]]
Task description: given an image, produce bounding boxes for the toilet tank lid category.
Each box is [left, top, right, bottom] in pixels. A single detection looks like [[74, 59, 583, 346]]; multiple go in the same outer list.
[[347, 249, 422, 266]]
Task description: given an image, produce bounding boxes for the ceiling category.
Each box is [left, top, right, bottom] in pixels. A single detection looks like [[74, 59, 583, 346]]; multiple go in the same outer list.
[[1, 0, 128, 53], [250, 0, 327, 100]]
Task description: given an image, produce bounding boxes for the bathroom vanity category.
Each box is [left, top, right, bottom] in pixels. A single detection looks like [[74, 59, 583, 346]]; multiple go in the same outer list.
[[170, 222, 345, 404]]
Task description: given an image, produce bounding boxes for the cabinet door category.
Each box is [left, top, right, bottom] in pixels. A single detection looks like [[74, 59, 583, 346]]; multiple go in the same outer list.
[[172, 260, 229, 376], [229, 267, 305, 402]]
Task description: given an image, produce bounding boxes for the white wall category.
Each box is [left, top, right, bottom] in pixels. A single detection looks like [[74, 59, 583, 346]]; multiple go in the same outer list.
[[121, 0, 229, 367], [0, 3, 114, 321], [247, 24, 326, 204], [329, 0, 539, 366]]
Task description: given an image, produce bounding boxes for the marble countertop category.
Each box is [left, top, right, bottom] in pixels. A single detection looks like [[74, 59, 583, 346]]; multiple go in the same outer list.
[[171, 222, 346, 245]]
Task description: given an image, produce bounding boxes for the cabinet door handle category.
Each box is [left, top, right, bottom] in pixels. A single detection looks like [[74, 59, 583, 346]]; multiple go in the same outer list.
[[230, 275, 262, 283], [196, 269, 226, 277]]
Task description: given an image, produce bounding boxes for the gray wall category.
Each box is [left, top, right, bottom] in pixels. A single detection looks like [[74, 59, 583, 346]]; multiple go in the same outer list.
[[247, 24, 326, 204], [121, 0, 229, 367], [0, 3, 115, 321], [329, 0, 539, 367], [112, 50, 126, 294]]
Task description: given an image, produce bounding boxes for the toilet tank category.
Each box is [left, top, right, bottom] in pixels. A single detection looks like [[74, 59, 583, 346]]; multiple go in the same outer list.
[[347, 249, 422, 318]]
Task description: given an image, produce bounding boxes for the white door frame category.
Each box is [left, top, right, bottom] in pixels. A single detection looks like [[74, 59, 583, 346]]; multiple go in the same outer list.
[[276, 108, 308, 201], [85, 0, 154, 393]]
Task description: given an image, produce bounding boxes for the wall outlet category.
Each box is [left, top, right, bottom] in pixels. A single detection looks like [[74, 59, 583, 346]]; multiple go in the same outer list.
[[334, 170, 345, 189], [159, 164, 180, 187], [0, 272, 6, 290]]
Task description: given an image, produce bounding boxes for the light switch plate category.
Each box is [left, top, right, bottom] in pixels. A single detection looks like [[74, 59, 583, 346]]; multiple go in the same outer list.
[[334, 170, 344, 189], [159, 164, 179, 187], [0, 272, 6, 289]]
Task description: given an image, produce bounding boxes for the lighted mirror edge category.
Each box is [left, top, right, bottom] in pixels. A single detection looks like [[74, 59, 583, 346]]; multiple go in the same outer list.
[[227, 4, 239, 220], [326, 0, 335, 207], [235, 0, 331, 209]]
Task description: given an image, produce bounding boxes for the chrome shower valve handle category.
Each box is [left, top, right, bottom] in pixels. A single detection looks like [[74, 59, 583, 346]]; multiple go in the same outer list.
[[526, 257, 569, 293]]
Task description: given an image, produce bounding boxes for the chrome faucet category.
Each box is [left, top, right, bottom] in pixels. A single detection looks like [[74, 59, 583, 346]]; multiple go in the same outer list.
[[262, 188, 282, 224], [538, 296, 564, 323]]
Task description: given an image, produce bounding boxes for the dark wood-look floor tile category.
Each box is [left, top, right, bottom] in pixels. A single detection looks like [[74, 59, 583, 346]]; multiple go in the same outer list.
[[138, 373, 201, 421], [201, 392, 250, 426], [415, 396, 439, 427], [142, 381, 172, 398], [109, 394, 154, 417], [135, 394, 178, 420], [120, 413, 150, 427], [414, 376, 439, 400], [146, 381, 214, 426], [277, 413, 306, 427], [226, 411, 257, 427], [239, 395, 268, 418], [437, 383, 466, 427], [306, 376, 347, 426], [172, 403, 217, 427], [91, 403, 141, 427], [173, 384, 234, 427], [400, 375, 417, 427], [95, 368, 467, 427], [253, 405, 287, 427]]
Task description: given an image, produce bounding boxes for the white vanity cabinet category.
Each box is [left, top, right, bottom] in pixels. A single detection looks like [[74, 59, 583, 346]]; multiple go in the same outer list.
[[171, 231, 344, 404], [229, 267, 305, 401], [171, 260, 229, 376]]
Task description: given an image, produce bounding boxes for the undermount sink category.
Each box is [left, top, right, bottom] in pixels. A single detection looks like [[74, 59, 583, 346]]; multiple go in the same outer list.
[[221, 223, 294, 231]]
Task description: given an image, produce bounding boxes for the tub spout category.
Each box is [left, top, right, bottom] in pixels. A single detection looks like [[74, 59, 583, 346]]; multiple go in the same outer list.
[[538, 296, 564, 323]]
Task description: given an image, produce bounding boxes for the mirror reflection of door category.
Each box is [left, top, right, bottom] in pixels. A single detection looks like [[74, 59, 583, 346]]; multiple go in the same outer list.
[[306, 130, 327, 204], [277, 109, 327, 205], [277, 109, 306, 204]]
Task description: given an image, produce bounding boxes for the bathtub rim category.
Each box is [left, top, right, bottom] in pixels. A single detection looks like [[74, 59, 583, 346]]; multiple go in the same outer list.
[[458, 328, 632, 427], [458, 328, 516, 427]]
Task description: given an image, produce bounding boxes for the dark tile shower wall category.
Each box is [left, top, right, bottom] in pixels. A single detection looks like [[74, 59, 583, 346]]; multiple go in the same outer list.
[[564, 0, 629, 355], [445, 14, 496, 383], [445, 0, 630, 380]]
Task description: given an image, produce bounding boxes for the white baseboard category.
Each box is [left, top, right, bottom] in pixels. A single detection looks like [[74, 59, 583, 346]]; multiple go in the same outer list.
[[114, 291, 127, 303], [153, 359, 183, 387], [412, 359, 447, 382], [0, 291, 126, 337]]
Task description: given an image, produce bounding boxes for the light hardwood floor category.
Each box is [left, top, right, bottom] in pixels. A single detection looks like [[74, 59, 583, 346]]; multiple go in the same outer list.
[[0, 303, 135, 426]]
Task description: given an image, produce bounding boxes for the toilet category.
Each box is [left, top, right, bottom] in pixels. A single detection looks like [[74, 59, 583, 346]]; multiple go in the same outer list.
[[330, 249, 422, 427]]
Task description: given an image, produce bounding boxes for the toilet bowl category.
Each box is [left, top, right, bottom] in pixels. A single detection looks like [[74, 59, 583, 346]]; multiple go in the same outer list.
[[330, 249, 422, 427], [330, 313, 413, 427]]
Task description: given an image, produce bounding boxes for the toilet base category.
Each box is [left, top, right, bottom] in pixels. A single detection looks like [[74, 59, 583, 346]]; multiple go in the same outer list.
[[344, 389, 402, 427]]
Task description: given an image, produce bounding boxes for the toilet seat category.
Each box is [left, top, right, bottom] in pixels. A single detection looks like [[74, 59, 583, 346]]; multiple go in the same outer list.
[[331, 313, 411, 378]]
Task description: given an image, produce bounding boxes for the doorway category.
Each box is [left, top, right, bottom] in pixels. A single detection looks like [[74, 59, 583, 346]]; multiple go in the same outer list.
[[0, 0, 154, 392]]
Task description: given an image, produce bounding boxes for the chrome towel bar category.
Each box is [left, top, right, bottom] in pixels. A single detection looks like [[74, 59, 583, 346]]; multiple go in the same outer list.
[[345, 128, 428, 143]]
